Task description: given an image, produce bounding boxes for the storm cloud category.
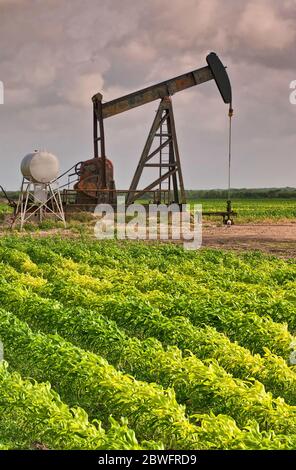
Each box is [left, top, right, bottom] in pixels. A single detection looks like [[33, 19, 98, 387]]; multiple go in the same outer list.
[[0, 0, 295, 189]]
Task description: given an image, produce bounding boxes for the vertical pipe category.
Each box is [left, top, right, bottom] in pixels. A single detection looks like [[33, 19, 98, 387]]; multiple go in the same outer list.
[[97, 100, 107, 189], [93, 103, 99, 159]]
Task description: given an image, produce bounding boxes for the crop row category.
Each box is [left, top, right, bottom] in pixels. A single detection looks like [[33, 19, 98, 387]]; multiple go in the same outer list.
[[4, 276, 296, 433], [0, 361, 146, 450], [2, 236, 295, 289], [1, 259, 296, 409], [3, 310, 296, 449], [10, 237, 296, 333], [0, 307, 271, 450], [41, 263, 294, 364], [7, 235, 295, 286], [2, 242, 293, 360], [1, 236, 295, 305]]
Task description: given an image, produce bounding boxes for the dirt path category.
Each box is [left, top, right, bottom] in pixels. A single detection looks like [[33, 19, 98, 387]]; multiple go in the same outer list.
[[2, 219, 296, 258], [202, 224, 296, 258]]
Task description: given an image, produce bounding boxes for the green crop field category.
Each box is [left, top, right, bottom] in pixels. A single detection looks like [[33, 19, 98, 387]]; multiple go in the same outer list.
[[1, 236, 296, 449], [195, 199, 296, 223], [1, 199, 296, 229]]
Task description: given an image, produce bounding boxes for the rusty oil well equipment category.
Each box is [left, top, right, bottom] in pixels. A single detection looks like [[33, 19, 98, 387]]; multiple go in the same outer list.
[[3, 52, 234, 225]]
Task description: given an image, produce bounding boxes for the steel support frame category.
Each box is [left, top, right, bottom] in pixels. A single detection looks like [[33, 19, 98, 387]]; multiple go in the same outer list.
[[13, 178, 66, 230], [127, 96, 185, 205]]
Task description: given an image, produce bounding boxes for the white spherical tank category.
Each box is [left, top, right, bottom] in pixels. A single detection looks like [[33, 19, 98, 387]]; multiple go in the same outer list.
[[21, 150, 60, 183]]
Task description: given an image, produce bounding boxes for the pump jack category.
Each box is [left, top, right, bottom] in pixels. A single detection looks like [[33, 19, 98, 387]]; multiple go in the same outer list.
[[62, 52, 234, 221]]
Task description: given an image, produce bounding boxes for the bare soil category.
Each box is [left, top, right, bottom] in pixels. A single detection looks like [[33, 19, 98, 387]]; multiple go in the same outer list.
[[2, 218, 296, 258], [202, 224, 296, 258]]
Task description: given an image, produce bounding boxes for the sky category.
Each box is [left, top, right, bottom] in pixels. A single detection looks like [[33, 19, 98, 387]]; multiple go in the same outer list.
[[0, 0, 296, 190]]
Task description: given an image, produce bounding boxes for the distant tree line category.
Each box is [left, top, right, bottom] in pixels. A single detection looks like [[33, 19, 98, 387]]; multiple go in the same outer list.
[[0, 191, 19, 201], [186, 188, 296, 199], [1, 188, 296, 202]]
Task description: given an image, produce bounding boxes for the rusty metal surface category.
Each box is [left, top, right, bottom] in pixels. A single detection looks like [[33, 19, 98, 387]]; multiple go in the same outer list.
[[93, 65, 213, 119], [74, 157, 114, 199]]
